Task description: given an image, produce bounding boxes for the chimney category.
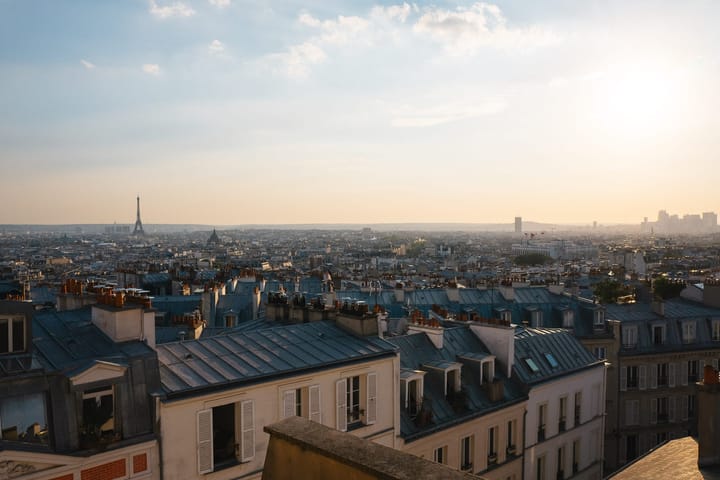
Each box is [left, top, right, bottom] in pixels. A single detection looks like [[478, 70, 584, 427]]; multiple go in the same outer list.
[[651, 299, 665, 317], [408, 322, 444, 349], [446, 286, 460, 303], [697, 364, 720, 468], [470, 321, 515, 379]]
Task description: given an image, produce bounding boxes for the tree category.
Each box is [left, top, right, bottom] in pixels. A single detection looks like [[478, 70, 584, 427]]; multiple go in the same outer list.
[[652, 277, 685, 300]]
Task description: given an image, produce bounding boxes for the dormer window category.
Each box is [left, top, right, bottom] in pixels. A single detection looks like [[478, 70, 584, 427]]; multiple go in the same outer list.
[[652, 324, 666, 345], [400, 370, 425, 416], [527, 308, 543, 327], [0, 393, 48, 444], [682, 321, 696, 344], [562, 310, 574, 328], [593, 310, 605, 328], [0, 315, 26, 354], [622, 325, 638, 349], [498, 309, 512, 323], [446, 366, 461, 395], [480, 358, 495, 385], [712, 319, 720, 342]]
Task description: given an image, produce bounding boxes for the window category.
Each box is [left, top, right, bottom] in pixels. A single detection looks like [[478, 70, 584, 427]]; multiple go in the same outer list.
[[336, 373, 376, 432], [445, 367, 461, 395], [0, 393, 48, 444], [282, 385, 321, 422], [657, 363, 668, 387], [624, 399, 639, 426], [626, 434, 638, 462], [507, 419, 517, 454], [652, 325, 666, 345], [197, 400, 255, 474], [531, 310, 543, 327], [480, 358, 495, 385], [525, 358, 540, 373], [559, 396, 567, 432], [562, 310, 574, 328], [488, 426, 498, 463], [572, 439, 580, 474], [0, 315, 25, 354], [538, 404, 547, 442], [80, 386, 118, 448], [688, 360, 699, 383], [500, 310, 512, 323], [688, 394, 696, 418], [557, 445, 565, 480], [682, 322, 696, 343], [574, 392, 582, 426], [405, 378, 421, 416], [593, 347, 606, 360], [593, 310, 605, 327], [537, 454, 546, 480], [712, 320, 720, 342], [627, 366, 639, 389], [622, 326, 638, 348], [655, 397, 669, 423], [460, 435, 474, 471], [544, 353, 559, 369], [434, 445, 447, 464]]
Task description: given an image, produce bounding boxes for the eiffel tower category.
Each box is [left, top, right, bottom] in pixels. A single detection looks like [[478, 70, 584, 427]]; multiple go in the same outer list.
[[132, 195, 145, 235]]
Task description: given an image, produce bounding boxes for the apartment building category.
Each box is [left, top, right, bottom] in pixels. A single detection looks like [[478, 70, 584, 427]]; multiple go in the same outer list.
[[155, 320, 399, 480], [0, 298, 160, 480]]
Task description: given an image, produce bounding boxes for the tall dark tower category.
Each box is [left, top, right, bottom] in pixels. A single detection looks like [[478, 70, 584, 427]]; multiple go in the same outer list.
[[132, 195, 145, 235]]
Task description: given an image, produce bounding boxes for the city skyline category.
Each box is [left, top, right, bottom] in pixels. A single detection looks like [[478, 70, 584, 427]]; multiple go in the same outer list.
[[2, 0, 719, 225]]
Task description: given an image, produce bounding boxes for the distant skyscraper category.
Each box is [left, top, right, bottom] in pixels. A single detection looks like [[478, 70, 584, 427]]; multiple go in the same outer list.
[[515, 217, 522, 233], [132, 196, 145, 235]]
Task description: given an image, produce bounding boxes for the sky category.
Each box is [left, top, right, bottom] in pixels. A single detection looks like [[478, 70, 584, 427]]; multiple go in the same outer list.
[[1, 0, 719, 226]]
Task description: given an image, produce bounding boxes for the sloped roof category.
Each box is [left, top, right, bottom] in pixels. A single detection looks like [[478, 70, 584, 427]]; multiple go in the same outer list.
[[513, 326, 602, 385], [156, 321, 397, 398]]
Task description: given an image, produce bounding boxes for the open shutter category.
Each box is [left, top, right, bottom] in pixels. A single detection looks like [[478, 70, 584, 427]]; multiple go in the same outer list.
[[620, 367, 627, 391], [366, 373, 377, 425], [639, 365, 647, 390], [669, 396, 676, 423], [240, 400, 255, 462], [282, 389, 296, 419], [336, 379, 347, 432], [680, 361, 688, 386], [669, 363, 676, 388], [649, 364, 657, 389], [309, 385, 321, 423], [650, 398, 657, 424], [197, 409, 213, 474]]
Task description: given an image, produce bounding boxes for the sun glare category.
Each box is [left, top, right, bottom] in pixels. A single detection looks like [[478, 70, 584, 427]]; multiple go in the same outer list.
[[592, 63, 687, 137]]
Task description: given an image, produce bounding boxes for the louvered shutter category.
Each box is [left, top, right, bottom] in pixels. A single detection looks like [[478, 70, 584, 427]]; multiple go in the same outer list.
[[282, 389, 296, 419], [639, 365, 647, 390], [309, 384, 321, 423], [649, 364, 657, 389], [620, 367, 627, 391], [197, 409, 213, 474], [650, 398, 657, 424], [366, 373, 377, 425], [336, 379, 347, 432], [669, 396, 676, 423], [680, 361, 688, 386], [240, 400, 255, 462], [669, 363, 676, 388]]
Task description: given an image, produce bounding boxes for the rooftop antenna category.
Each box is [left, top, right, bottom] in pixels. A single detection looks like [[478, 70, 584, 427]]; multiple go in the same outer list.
[[132, 195, 145, 236]]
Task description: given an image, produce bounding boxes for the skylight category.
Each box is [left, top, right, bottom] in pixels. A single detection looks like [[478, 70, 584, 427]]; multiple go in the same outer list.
[[544, 353, 559, 368], [524, 358, 540, 373]]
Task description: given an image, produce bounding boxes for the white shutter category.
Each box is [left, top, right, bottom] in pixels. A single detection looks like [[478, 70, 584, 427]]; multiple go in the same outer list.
[[680, 361, 688, 386], [282, 389, 296, 419], [649, 364, 657, 389], [669, 396, 676, 423], [197, 409, 214, 474], [620, 367, 627, 391], [240, 400, 255, 462], [336, 379, 347, 432], [650, 398, 657, 424], [309, 384, 321, 423], [639, 365, 647, 390], [366, 373, 377, 425], [669, 363, 676, 388]]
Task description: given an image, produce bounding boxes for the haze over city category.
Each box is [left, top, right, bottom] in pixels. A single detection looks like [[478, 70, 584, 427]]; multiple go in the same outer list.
[[2, 0, 719, 225]]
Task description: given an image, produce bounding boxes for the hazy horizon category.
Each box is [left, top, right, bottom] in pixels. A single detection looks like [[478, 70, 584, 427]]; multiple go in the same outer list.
[[2, 1, 719, 225]]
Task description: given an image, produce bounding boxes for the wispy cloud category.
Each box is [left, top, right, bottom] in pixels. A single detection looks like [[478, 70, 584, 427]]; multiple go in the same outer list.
[[389, 96, 507, 127], [142, 64, 161, 75], [209, 39, 225, 54], [270, 42, 327, 78], [413, 3, 561, 55], [149, 0, 195, 18], [80, 59, 96, 70], [370, 3, 415, 23], [208, 0, 231, 7]]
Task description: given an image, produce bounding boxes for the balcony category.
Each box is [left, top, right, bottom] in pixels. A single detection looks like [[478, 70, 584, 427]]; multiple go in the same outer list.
[[487, 453, 497, 465], [506, 445, 517, 456]]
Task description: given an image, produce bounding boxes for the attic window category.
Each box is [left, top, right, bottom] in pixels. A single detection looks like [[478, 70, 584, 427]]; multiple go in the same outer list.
[[524, 358, 540, 373], [544, 353, 559, 369]]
